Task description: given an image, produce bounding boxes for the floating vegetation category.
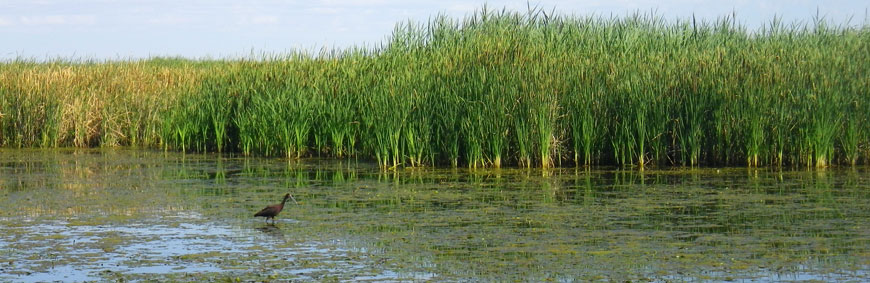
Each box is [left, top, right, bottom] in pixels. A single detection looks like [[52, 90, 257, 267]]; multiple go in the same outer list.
[[1, 6, 868, 168]]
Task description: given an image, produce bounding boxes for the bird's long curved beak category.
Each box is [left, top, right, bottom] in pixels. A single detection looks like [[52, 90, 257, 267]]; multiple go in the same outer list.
[[289, 194, 299, 205]]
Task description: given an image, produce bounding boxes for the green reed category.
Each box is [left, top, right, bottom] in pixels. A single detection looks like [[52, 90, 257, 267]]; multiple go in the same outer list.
[[1, 6, 868, 168]]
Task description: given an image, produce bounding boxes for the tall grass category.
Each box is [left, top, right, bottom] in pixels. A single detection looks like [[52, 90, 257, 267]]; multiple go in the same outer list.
[[1, 7, 868, 168]]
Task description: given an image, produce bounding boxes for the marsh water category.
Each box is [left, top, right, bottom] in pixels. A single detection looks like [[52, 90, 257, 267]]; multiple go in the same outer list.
[[1, 149, 868, 282]]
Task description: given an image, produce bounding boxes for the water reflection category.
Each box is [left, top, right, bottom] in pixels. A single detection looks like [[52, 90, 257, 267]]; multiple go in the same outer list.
[[255, 225, 285, 240], [0, 149, 869, 281]]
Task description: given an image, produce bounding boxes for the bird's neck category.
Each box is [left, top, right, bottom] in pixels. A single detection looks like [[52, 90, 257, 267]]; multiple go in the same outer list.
[[280, 197, 289, 206]]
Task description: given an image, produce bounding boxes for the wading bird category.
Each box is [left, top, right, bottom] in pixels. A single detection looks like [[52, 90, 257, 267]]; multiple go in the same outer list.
[[254, 193, 298, 224]]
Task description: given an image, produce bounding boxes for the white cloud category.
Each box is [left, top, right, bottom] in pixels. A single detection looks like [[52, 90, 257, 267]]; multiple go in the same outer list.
[[0, 17, 12, 27], [148, 14, 196, 25], [20, 15, 63, 25], [250, 15, 278, 24], [447, 3, 477, 14], [317, 0, 393, 7], [305, 7, 340, 15], [236, 15, 279, 25], [19, 15, 95, 26]]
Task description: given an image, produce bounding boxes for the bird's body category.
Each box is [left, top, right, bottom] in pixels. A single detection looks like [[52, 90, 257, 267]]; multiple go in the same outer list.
[[255, 193, 297, 224]]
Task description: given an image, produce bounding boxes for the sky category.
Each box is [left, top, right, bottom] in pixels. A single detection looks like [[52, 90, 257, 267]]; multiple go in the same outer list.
[[1, 0, 868, 60]]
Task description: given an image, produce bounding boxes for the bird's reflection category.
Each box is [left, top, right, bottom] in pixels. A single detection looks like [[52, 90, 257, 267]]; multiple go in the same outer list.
[[256, 224, 285, 239]]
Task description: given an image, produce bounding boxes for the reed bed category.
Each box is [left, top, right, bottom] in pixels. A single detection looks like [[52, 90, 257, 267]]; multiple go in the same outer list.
[[1, 7, 868, 168]]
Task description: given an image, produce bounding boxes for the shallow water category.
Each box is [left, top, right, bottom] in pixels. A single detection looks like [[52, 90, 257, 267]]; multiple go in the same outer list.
[[1, 149, 869, 281]]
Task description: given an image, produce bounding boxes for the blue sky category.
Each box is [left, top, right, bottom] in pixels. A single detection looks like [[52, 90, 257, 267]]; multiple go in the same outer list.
[[1, 0, 867, 60]]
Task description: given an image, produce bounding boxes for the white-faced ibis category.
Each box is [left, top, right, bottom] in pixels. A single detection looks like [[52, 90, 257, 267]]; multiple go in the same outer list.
[[254, 193, 298, 224]]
